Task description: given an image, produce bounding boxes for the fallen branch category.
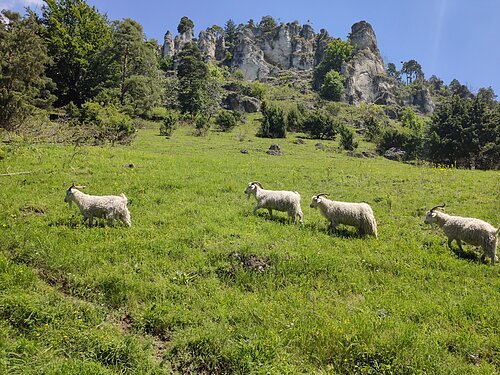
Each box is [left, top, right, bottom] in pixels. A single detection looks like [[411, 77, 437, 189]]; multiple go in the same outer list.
[[0, 171, 32, 177]]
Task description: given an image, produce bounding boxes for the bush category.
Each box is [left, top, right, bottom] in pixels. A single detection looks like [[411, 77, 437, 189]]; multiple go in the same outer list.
[[339, 126, 358, 151], [159, 111, 178, 137], [81, 102, 136, 145], [301, 111, 339, 140], [194, 115, 210, 136], [259, 103, 286, 138], [363, 116, 383, 142], [286, 107, 302, 132], [320, 71, 345, 101], [377, 126, 424, 159], [215, 111, 238, 132]]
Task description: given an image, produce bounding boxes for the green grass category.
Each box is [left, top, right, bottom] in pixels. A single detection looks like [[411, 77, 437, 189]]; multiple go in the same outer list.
[[1, 121, 499, 374]]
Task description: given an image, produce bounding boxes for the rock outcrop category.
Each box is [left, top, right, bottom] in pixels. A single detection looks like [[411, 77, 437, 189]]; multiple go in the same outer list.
[[161, 18, 433, 111], [342, 21, 396, 105]]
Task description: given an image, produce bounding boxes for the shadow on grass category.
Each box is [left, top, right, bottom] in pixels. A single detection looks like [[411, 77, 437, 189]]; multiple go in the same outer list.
[[49, 217, 118, 228], [449, 245, 485, 264]]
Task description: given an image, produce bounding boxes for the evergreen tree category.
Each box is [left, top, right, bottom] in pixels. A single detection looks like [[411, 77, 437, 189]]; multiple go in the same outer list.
[[0, 10, 54, 130], [176, 42, 209, 115]]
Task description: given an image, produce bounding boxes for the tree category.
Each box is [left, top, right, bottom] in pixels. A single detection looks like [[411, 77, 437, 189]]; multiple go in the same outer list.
[[476, 87, 496, 105], [449, 79, 472, 99], [224, 19, 238, 46], [320, 70, 345, 101], [386, 62, 401, 81], [258, 15, 277, 33], [259, 102, 287, 138], [41, 0, 112, 106], [177, 16, 194, 34], [0, 10, 54, 129], [110, 19, 164, 116], [401, 59, 424, 84], [428, 75, 444, 93], [313, 38, 353, 89], [427, 95, 500, 168], [176, 42, 209, 115]]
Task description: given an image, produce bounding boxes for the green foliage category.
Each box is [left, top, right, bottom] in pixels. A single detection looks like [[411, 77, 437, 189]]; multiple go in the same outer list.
[[320, 70, 345, 101], [386, 62, 401, 81], [80, 101, 135, 144], [0, 10, 54, 130], [377, 125, 425, 160], [215, 110, 238, 132], [41, 0, 112, 106], [224, 19, 238, 46], [194, 115, 210, 136], [158, 110, 178, 137], [400, 107, 425, 133], [449, 79, 472, 99], [313, 38, 353, 89], [401, 59, 424, 84], [248, 81, 267, 100], [258, 15, 277, 32], [177, 16, 194, 34], [427, 95, 500, 169], [177, 42, 210, 115], [259, 102, 287, 138], [301, 110, 340, 139], [286, 107, 302, 132], [339, 125, 358, 151], [363, 115, 384, 142]]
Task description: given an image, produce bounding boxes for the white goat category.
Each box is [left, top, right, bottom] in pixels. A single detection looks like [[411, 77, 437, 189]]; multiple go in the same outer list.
[[424, 204, 499, 264], [244, 181, 303, 224], [64, 184, 131, 227], [309, 194, 378, 238]]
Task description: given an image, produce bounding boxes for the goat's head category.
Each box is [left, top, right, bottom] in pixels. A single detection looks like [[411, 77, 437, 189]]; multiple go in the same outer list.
[[424, 203, 446, 224], [244, 181, 263, 199], [65, 183, 85, 207], [310, 193, 329, 209]]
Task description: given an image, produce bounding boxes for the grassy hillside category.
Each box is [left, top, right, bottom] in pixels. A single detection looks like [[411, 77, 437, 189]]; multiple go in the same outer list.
[[1, 120, 499, 374]]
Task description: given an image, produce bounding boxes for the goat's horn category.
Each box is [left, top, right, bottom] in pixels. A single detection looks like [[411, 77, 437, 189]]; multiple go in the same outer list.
[[252, 181, 263, 188], [317, 193, 329, 198], [430, 203, 446, 212]]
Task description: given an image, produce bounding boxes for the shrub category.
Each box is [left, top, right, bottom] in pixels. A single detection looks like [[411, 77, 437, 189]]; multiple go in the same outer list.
[[215, 110, 238, 132], [81, 102, 136, 145], [159, 111, 178, 137], [377, 126, 424, 159], [363, 115, 383, 142], [320, 71, 345, 101], [194, 115, 210, 136], [286, 107, 302, 132], [339, 126, 358, 151], [259, 103, 287, 138], [301, 111, 339, 140]]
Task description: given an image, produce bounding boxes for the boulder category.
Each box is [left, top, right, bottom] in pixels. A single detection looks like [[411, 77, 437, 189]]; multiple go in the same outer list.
[[223, 93, 260, 113]]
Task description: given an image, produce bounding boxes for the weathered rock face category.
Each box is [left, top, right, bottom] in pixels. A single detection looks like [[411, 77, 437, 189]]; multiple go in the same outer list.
[[343, 21, 396, 105], [161, 31, 174, 58], [174, 26, 194, 52], [162, 20, 326, 81], [408, 88, 435, 114], [230, 28, 273, 80]]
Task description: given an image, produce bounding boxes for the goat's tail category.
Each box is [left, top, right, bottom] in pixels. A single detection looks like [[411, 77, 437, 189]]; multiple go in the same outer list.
[[120, 193, 128, 203]]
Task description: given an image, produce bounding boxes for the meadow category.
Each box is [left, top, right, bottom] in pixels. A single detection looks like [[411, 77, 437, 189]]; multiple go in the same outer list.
[[0, 120, 499, 374]]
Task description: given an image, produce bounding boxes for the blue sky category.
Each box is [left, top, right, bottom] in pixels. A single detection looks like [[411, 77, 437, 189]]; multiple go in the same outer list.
[[3, 0, 500, 95]]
